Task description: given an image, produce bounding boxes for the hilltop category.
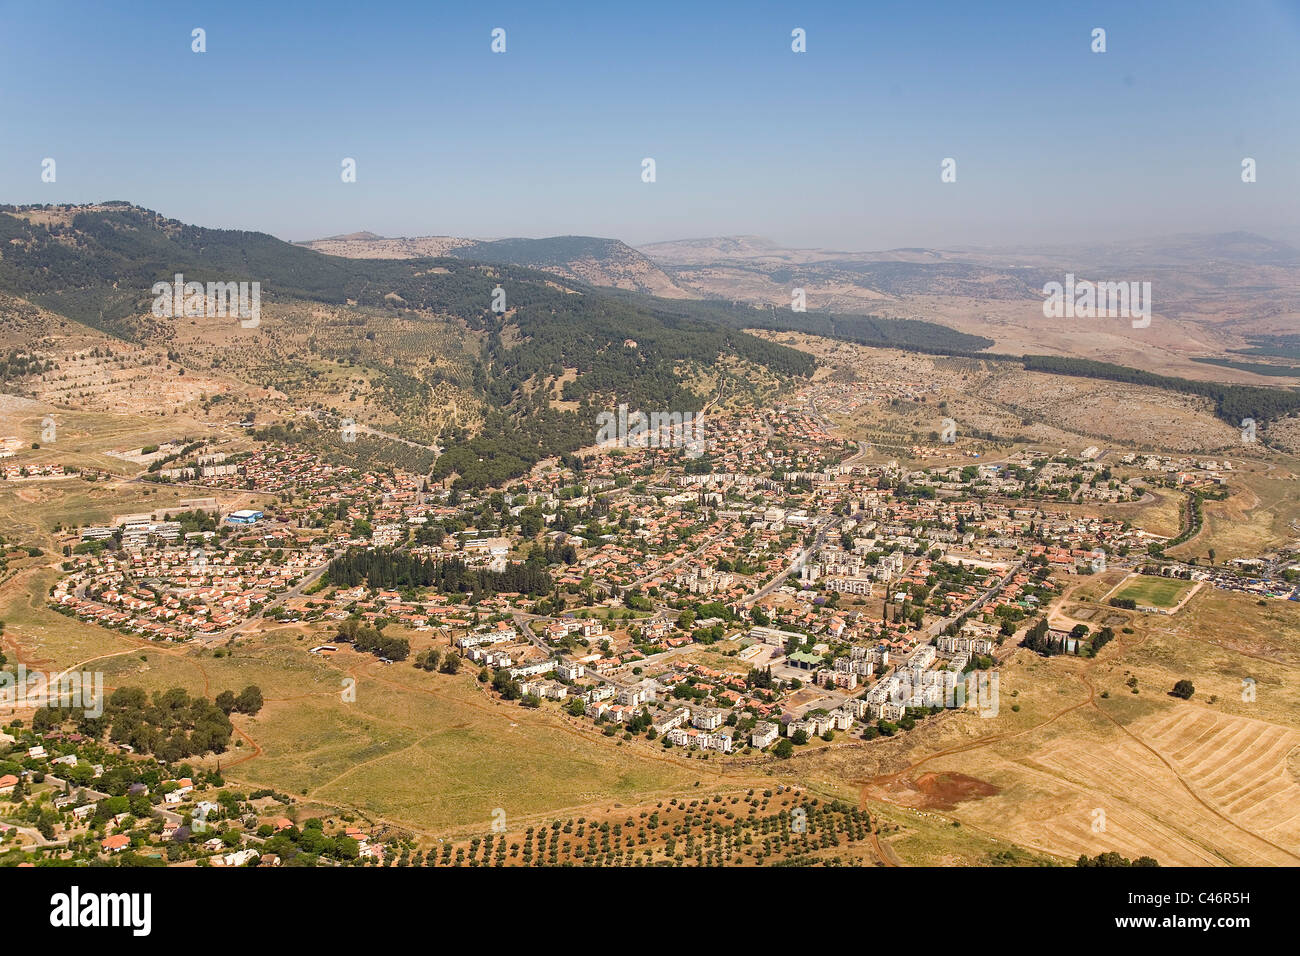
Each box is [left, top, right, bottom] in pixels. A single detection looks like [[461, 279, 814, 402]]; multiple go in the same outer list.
[[300, 232, 692, 298]]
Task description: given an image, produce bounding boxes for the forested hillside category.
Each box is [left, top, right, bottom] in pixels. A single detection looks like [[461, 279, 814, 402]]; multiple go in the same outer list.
[[0, 203, 817, 487], [605, 291, 996, 354]]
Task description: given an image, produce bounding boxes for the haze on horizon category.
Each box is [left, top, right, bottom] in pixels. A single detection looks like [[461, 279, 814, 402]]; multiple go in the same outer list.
[[2, 0, 1298, 251]]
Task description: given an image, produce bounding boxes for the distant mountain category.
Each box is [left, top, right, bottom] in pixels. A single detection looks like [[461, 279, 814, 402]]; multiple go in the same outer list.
[[639, 235, 1041, 303], [301, 232, 692, 298], [299, 234, 476, 260], [1027, 232, 1300, 270], [311, 230, 388, 242], [639, 235, 787, 264], [641, 230, 1300, 277], [641, 235, 956, 267], [634, 231, 1300, 371]]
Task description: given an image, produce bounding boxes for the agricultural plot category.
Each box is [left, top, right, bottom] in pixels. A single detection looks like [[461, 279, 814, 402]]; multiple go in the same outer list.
[[426, 789, 876, 867], [1138, 707, 1300, 853], [839, 585, 1300, 867], [983, 716, 1295, 866], [867, 694, 1300, 867]]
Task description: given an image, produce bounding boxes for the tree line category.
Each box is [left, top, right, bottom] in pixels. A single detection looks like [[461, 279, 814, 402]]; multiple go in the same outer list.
[[1022, 354, 1300, 426], [327, 549, 554, 597]]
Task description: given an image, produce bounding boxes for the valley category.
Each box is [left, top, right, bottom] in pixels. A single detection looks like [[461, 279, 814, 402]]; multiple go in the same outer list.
[[0, 203, 1297, 871]]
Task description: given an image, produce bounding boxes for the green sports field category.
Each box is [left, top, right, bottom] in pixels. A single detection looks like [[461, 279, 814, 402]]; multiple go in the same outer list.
[[1113, 575, 1196, 609]]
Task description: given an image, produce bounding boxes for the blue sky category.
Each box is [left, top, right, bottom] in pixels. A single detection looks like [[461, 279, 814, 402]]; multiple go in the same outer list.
[[2, 0, 1298, 249]]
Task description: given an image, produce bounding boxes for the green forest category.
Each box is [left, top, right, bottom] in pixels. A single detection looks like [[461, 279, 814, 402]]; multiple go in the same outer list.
[[327, 550, 554, 597]]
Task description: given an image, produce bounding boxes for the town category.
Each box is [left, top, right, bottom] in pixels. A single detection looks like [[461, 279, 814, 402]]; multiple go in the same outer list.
[[3, 374, 1296, 866]]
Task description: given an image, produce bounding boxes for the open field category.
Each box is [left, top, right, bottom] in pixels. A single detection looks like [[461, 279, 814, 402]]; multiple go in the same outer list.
[[973, 368, 1241, 453], [248, 646, 705, 835], [0, 606, 733, 839], [0, 401, 242, 476], [1111, 574, 1198, 609], [1062, 570, 1129, 605], [764, 584, 1300, 867], [0, 565, 146, 717], [0, 477, 259, 548], [954, 703, 1300, 866]]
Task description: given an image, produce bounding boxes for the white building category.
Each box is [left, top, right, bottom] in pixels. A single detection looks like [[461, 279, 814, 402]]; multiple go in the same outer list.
[[751, 721, 779, 749], [556, 661, 585, 681], [691, 709, 724, 730]]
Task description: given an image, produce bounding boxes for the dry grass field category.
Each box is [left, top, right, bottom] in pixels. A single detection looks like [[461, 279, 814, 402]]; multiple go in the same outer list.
[[0, 600, 733, 841], [244, 642, 706, 836], [797, 586, 1300, 868], [960, 705, 1296, 866], [1168, 460, 1300, 562], [0, 473, 258, 547]]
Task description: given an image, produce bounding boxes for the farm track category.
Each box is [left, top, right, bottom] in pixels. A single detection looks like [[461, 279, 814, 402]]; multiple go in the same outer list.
[[1089, 698, 1300, 864], [870, 829, 900, 867], [855, 667, 1097, 795]]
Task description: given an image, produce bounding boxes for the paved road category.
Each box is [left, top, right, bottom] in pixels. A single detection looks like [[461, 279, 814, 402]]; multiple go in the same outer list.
[[922, 559, 1025, 639], [737, 441, 869, 608], [202, 555, 335, 643], [742, 515, 841, 607]]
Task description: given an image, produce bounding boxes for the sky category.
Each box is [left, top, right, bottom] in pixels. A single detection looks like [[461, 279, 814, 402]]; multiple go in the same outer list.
[[2, 0, 1299, 250]]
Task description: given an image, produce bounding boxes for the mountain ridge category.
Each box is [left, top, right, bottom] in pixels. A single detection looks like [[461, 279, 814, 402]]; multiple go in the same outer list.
[[300, 231, 692, 298], [0, 202, 819, 488]]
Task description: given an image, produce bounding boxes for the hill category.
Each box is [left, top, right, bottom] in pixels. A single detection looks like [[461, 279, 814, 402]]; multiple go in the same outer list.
[[0, 203, 814, 487], [300, 232, 692, 298]]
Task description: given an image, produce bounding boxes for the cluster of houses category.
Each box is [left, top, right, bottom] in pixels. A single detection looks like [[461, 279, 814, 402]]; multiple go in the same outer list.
[[53, 544, 321, 638], [1, 462, 67, 480]]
